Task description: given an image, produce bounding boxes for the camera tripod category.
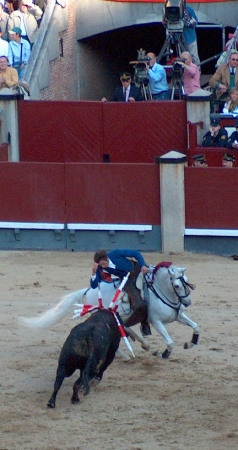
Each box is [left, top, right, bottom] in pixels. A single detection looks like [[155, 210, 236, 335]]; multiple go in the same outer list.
[[157, 31, 187, 63], [170, 75, 184, 100], [138, 80, 152, 101]]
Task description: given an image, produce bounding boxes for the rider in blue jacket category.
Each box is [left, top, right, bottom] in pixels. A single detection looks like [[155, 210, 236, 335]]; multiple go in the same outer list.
[[90, 249, 151, 336]]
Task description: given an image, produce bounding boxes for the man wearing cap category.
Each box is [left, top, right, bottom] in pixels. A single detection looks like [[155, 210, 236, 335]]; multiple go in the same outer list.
[[0, 0, 9, 41], [192, 154, 207, 167], [102, 73, 143, 102], [0, 55, 18, 89], [209, 51, 238, 112], [146, 52, 169, 100], [227, 118, 238, 149], [222, 153, 235, 168], [8, 0, 42, 44], [202, 117, 228, 147], [8, 26, 31, 79]]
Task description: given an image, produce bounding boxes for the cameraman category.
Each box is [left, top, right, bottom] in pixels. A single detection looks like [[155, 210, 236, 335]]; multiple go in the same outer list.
[[146, 52, 169, 100], [175, 51, 200, 95]]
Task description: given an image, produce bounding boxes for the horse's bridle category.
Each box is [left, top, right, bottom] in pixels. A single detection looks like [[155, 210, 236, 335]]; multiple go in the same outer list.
[[172, 276, 194, 301], [145, 272, 194, 311]]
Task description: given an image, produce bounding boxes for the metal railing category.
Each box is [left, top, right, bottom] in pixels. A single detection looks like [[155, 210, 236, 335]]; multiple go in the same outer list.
[[23, 0, 57, 84]]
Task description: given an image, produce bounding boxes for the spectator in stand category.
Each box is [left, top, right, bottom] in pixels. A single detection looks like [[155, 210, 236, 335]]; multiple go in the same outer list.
[[8, 26, 31, 79], [101, 73, 143, 102], [8, 0, 43, 45], [222, 153, 235, 168], [209, 50, 238, 112], [227, 117, 238, 149], [183, 5, 200, 68], [192, 154, 207, 167], [222, 88, 238, 115], [0, 26, 8, 56], [0, 0, 9, 40], [5, 0, 19, 15], [0, 54, 18, 88], [176, 51, 200, 95], [202, 117, 228, 147], [146, 52, 169, 100]]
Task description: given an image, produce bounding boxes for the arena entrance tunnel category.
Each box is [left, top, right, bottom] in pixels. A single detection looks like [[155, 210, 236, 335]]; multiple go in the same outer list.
[[77, 22, 233, 101]]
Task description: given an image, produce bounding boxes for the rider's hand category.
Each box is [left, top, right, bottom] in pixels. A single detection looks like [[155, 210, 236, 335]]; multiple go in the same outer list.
[[141, 265, 149, 275], [92, 262, 98, 275]]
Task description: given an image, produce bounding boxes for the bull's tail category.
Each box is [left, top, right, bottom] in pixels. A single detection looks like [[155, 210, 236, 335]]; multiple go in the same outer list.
[[19, 288, 87, 329]]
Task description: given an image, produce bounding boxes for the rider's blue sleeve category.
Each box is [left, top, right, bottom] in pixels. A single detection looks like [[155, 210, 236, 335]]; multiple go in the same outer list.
[[90, 269, 101, 289], [108, 249, 147, 270]]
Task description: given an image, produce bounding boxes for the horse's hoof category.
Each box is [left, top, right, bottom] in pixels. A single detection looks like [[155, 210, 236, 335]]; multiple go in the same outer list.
[[47, 402, 55, 408], [71, 396, 79, 404], [162, 349, 171, 359], [141, 343, 150, 351], [152, 350, 162, 358]]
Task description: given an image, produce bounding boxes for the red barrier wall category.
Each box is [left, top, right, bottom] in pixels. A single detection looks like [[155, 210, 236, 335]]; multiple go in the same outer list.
[[0, 162, 65, 222], [65, 163, 160, 224], [19, 101, 103, 162], [102, 101, 187, 162], [19, 101, 187, 163], [0, 162, 160, 225], [185, 167, 238, 229]]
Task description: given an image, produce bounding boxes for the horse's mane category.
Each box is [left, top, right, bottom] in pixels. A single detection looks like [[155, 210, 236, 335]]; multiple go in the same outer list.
[[152, 261, 172, 280]]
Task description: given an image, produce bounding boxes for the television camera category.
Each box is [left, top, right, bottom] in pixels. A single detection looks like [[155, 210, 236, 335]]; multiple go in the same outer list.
[[163, 0, 185, 33], [129, 49, 152, 100]]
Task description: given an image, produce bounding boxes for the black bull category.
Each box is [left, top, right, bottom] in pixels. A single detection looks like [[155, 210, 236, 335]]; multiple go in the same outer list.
[[47, 310, 121, 408]]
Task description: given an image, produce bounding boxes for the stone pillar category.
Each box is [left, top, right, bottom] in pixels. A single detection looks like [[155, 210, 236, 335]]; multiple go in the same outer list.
[[185, 90, 212, 146], [0, 89, 23, 161], [159, 151, 187, 254]]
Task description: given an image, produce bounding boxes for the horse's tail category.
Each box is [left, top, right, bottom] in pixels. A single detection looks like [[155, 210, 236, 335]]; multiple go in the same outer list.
[[19, 288, 87, 329]]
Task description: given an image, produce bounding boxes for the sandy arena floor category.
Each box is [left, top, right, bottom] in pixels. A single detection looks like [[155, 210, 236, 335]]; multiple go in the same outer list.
[[1, 250, 238, 450]]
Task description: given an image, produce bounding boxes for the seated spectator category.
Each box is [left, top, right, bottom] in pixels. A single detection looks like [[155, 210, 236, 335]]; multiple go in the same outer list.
[[0, 0, 9, 40], [209, 51, 238, 112], [0, 26, 8, 56], [8, 0, 43, 45], [146, 52, 169, 100], [192, 154, 207, 167], [222, 88, 238, 115], [175, 51, 200, 95], [227, 117, 238, 149], [222, 153, 235, 168], [0, 54, 18, 88], [8, 26, 30, 79], [101, 73, 143, 102], [202, 117, 228, 147]]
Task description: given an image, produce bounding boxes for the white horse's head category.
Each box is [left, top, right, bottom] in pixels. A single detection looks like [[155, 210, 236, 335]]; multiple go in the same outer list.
[[152, 264, 194, 307]]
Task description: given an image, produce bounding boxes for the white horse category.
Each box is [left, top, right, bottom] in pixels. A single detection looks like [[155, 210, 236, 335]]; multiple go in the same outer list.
[[20, 263, 199, 359]]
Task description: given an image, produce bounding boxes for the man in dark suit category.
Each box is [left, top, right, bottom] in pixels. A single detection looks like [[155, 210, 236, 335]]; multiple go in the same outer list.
[[102, 72, 143, 102]]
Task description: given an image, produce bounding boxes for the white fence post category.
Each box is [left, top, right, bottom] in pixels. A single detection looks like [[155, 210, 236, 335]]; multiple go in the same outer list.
[[159, 150, 187, 253]]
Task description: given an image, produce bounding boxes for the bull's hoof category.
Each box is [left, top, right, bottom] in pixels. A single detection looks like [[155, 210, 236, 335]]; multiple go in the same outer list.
[[47, 401, 55, 408], [184, 342, 189, 349], [71, 396, 79, 404]]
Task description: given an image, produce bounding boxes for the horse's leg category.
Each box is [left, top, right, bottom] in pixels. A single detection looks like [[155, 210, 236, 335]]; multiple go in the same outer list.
[[151, 320, 174, 359], [124, 326, 150, 351], [176, 312, 200, 349]]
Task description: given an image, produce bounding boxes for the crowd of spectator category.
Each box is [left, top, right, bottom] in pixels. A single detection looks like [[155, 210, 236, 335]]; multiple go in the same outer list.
[[0, 0, 43, 87]]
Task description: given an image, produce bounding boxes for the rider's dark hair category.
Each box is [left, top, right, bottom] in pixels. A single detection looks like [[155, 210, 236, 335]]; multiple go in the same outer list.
[[94, 249, 108, 263]]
